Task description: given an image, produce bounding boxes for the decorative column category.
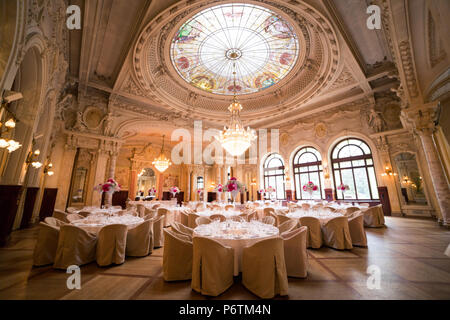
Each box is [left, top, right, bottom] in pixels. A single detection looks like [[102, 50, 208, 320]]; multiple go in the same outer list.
[[91, 150, 109, 207], [402, 102, 450, 225], [54, 144, 77, 210], [128, 160, 138, 201], [104, 151, 118, 206]]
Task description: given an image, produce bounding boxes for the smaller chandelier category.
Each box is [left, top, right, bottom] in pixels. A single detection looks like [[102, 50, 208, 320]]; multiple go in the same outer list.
[[152, 135, 171, 173], [216, 96, 257, 157]]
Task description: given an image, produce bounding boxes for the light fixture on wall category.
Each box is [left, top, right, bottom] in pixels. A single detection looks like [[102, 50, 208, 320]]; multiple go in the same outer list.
[[381, 166, 397, 177], [215, 63, 257, 157], [43, 162, 54, 176], [152, 135, 171, 173], [0, 116, 21, 153], [26, 149, 42, 169]]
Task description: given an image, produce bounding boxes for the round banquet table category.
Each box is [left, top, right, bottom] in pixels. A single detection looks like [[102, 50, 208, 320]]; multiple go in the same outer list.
[[193, 221, 279, 276], [287, 209, 344, 225], [71, 214, 144, 234], [73, 207, 122, 216], [196, 209, 242, 219]]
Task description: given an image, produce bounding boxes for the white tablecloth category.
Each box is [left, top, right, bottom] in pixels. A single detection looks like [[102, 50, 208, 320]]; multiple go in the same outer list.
[[71, 214, 144, 234], [73, 207, 123, 216], [193, 221, 279, 275], [287, 209, 344, 224]]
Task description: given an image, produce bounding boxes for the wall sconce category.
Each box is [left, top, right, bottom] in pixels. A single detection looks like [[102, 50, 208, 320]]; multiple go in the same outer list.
[[0, 117, 22, 153], [381, 166, 397, 177], [323, 165, 330, 179], [402, 176, 410, 184], [0, 96, 22, 153], [26, 149, 42, 168], [43, 162, 54, 176]]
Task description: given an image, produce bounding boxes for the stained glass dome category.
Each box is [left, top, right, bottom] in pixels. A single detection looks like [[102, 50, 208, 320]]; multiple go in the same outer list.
[[170, 3, 299, 95]]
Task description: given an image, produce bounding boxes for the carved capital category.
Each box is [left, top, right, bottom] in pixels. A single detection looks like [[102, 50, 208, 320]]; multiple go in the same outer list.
[[400, 102, 439, 135]]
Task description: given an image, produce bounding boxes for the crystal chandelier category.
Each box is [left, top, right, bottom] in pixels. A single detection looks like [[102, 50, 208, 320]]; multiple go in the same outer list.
[[152, 135, 171, 173], [216, 64, 257, 157]]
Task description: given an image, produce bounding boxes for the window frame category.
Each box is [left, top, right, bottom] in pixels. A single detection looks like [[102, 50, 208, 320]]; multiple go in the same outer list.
[[331, 138, 379, 200], [292, 146, 325, 200], [263, 153, 286, 200]]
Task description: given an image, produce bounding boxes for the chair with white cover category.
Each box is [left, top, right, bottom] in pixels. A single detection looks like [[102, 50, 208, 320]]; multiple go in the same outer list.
[[210, 214, 226, 222], [163, 229, 193, 281], [321, 216, 353, 250], [171, 223, 192, 240], [136, 204, 145, 217], [278, 219, 298, 234], [241, 238, 289, 299], [281, 227, 308, 278], [262, 216, 276, 226], [126, 220, 154, 257], [348, 213, 367, 247], [277, 215, 292, 225], [263, 207, 275, 217], [96, 224, 128, 267], [151, 215, 165, 248], [224, 205, 234, 211], [345, 207, 361, 216], [188, 213, 201, 229], [33, 222, 60, 266], [363, 205, 385, 227], [66, 207, 77, 214], [196, 216, 212, 226], [247, 211, 258, 221], [180, 211, 189, 226], [238, 213, 249, 222], [301, 203, 310, 210], [53, 225, 97, 269], [53, 210, 69, 223], [298, 217, 322, 249], [192, 237, 234, 296], [66, 213, 84, 223], [144, 208, 157, 219], [44, 217, 67, 227], [172, 221, 194, 237]]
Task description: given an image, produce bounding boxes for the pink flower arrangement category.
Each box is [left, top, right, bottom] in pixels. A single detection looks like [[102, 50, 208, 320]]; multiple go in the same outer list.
[[267, 186, 276, 193], [258, 189, 266, 194], [169, 186, 180, 194], [337, 183, 350, 191], [148, 187, 157, 195], [214, 184, 224, 193], [303, 182, 318, 193], [224, 178, 246, 193], [94, 179, 121, 194], [197, 189, 203, 194]]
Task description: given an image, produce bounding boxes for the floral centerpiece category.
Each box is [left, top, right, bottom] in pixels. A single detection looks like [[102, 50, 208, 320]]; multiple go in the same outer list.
[[169, 186, 180, 198], [214, 184, 224, 193], [303, 181, 318, 197], [337, 183, 350, 199], [224, 177, 247, 203], [197, 188, 204, 201], [148, 187, 157, 197], [267, 186, 276, 200], [94, 179, 121, 194]]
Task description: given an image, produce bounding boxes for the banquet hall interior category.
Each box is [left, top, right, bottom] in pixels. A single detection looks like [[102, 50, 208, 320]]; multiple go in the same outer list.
[[0, 0, 449, 301]]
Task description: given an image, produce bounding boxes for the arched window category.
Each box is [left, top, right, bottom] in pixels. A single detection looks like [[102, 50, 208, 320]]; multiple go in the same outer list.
[[197, 176, 204, 190], [293, 147, 325, 200], [331, 138, 379, 200], [263, 154, 286, 199]]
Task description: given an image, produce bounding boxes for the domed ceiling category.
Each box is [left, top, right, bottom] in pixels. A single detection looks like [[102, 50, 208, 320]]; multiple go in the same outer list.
[[169, 3, 299, 96], [132, 0, 340, 122]]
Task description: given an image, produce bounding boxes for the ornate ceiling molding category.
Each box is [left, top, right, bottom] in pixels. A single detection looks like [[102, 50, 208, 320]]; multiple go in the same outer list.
[[131, 0, 340, 122]]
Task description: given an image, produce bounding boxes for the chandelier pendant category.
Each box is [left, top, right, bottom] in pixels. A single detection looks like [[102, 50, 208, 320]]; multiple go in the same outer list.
[[216, 65, 257, 157], [153, 135, 172, 173]]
